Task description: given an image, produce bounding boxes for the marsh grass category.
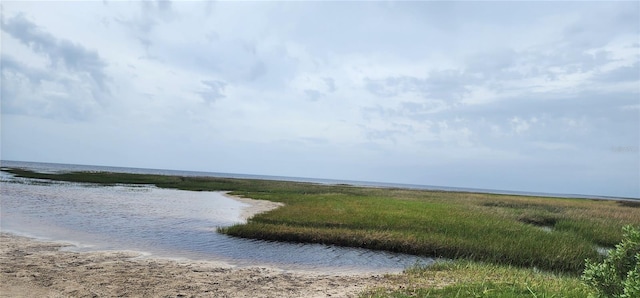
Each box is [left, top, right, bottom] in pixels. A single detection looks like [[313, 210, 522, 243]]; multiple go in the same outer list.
[[5, 168, 640, 274], [363, 260, 590, 297]]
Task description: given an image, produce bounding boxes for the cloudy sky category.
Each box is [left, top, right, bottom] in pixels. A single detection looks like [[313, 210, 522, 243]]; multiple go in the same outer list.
[[1, 1, 639, 198]]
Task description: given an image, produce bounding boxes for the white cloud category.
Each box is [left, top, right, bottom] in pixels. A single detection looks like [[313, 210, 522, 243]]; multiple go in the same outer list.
[[1, 1, 638, 197], [510, 117, 532, 135]]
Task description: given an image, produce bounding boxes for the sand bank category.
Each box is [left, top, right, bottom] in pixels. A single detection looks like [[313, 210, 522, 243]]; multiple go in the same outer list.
[[223, 192, 285, 222], [0, 233, 400, 297]]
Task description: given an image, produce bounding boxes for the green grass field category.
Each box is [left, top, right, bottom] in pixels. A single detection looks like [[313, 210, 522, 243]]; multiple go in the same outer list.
[[4, 168, 639, 297]]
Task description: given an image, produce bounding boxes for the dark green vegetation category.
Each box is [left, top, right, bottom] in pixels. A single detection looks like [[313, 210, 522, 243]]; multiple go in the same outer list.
[[582, 226, 640, 298], [5, 167, 639, 275]]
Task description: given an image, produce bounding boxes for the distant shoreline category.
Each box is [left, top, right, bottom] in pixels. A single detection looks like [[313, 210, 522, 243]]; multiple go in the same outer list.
[[2, 159, 637, 201]]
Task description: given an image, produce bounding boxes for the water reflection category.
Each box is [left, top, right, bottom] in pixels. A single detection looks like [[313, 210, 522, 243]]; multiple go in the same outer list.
[[0, 174, 432, 274]]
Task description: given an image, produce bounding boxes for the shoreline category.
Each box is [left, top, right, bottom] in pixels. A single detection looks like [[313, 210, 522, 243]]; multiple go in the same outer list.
[[3, 160, 636, 201], [222, 191, 285, 223], [0, 233, 396, 297], [0, 186, 287, 264], [0, 189, 403, 297]]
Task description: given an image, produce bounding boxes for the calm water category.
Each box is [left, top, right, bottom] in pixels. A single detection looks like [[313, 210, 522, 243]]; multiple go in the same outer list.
[[2, 160, 629, 200], [0, 167, 433, 274]]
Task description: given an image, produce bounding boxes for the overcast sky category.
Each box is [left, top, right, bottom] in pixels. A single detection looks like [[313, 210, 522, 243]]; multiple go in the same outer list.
[[1, 1, 639, 198]]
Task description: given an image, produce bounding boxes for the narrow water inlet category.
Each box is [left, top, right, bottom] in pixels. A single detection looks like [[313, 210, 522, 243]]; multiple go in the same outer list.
[[595, 246, 612, 256], [0, 174, 433, 274], [537, 226, 554, 233]]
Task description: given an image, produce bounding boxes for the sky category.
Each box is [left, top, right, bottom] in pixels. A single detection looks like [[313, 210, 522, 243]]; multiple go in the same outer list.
[[1, 1, 639, 198]]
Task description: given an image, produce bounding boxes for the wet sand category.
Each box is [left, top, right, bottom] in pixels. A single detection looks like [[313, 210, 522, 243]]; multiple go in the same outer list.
[[0, 233, 398, 297]]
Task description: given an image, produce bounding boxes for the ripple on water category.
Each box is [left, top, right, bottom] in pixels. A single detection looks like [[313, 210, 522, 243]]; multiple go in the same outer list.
[[0, 177, 433, 274]]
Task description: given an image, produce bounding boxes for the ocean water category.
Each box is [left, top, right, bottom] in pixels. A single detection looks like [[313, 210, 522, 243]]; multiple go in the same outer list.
[[1, 160, 627, 200], [0, 163, 433, 274]]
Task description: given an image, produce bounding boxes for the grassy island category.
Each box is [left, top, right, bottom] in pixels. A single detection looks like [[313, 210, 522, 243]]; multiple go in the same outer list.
[[4, 168, 639, 297]]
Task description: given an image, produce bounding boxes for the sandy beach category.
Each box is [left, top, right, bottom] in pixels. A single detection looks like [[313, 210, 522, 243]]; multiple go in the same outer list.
[[0, 233, 399, 298]]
